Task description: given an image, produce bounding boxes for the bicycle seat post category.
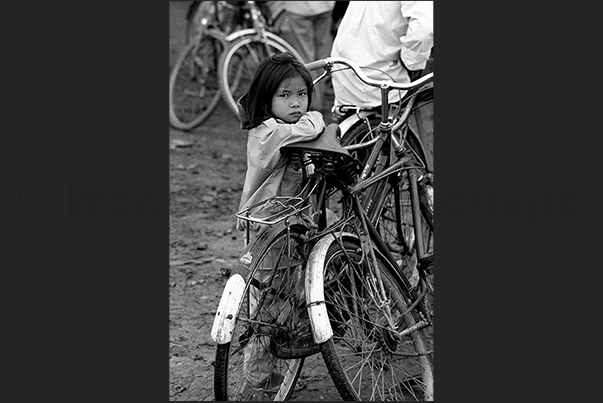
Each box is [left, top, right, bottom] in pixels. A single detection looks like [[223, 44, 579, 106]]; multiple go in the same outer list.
[[380, 85, 391, 125], [377, 84, 396, 143]]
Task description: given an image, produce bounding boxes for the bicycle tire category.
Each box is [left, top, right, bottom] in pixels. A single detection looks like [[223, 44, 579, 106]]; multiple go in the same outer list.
[[185, 1, 202, 44], [219, 34, 304, 119], [169, 29, 226, 131], [213, 221, 312, 401], [317, 237, 434, 401]]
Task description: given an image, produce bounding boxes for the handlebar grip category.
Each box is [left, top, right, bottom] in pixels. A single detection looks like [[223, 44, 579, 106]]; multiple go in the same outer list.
[[304, 59, 328, 72]]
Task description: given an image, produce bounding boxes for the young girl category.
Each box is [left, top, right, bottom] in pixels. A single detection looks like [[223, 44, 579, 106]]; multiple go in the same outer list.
[[236, 51, 326, 234], [235, 52, 326, 397]]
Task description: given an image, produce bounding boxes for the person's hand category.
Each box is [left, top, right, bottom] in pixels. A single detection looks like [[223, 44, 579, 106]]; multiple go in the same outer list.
[[423, 57, 433, 75], [408, 68, 424, 82], [407, 57, 433, 81]]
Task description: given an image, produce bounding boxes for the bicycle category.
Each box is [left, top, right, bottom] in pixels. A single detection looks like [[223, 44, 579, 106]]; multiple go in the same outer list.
[[301, 56, 434, 400], [185, 1, 286, 44], [211, 56, 434, 400], [217, 1, 304, 120], [169, 1, 302, 131]]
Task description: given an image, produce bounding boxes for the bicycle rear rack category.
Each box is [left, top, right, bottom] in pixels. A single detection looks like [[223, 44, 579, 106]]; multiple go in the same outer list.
[[235, 196, 312, 226]]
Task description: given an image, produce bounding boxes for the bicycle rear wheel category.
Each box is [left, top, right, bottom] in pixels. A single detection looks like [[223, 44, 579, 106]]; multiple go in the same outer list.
[[169, 30, 226, 131], [213, 221, 313, 401], [318, 238, 434, 400], [219, 35, 303, 119]]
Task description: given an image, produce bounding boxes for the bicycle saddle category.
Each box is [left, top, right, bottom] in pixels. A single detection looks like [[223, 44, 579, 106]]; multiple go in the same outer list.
[[280, 123, 353, 161]]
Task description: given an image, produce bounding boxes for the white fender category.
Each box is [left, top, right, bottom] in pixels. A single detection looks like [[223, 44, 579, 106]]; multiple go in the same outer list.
[[224, 30, 304, 63], [305, 232, 358, 344], [211, 273, 246, 344], [224, 28, 257, 42], [338, 111, 378, 140]]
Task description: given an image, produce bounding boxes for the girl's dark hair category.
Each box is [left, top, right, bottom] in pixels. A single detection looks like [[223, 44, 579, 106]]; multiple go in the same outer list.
[[241, 52, 314, 129]]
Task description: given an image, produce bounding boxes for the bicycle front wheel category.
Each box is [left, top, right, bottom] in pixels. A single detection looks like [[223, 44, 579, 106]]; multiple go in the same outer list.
[[169, 30, 226, 131], [319, 238, 434, 401], [213, 221, 313, 401], [219, 36, 302, 119]]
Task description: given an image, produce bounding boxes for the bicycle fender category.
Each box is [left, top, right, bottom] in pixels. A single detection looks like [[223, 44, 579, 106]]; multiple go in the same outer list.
[[210, 273, 246, 344], [338, 111, 379, 139], [224, 30, 305, 63], [224, 28, 257, 42], [263, 32, 304, 61], [305, 232, 358, 344]]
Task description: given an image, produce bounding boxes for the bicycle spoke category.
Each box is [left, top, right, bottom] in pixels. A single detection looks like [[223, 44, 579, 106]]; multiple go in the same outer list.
[[318, 237, 433, 400]]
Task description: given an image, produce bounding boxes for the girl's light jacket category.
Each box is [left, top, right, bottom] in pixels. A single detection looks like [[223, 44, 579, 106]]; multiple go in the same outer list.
[[236, 111, 325, 231]]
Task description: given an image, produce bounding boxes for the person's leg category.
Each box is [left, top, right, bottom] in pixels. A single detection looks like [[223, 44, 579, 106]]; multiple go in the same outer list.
[[241, 257, 285, 394], [238, 227, 280, 392], [275, 11, 315, 64], [313, 11, 333, 62], [312, 12, 335, 116], [275, 11, 325, 110], [239, 226, 308, 394]]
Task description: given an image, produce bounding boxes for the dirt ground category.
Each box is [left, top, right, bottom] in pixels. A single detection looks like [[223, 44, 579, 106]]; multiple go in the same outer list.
[[169, 2, 340, 400]]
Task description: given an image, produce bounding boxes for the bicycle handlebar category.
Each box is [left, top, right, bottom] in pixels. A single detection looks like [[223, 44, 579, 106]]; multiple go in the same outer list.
[[304, 56, 433, 91]]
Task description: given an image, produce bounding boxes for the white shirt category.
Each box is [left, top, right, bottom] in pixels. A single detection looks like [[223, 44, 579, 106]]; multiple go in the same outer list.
[[331, 1, 433, 108], [236, 111, 325, 230], [284, 1, 335, 16], [269, 1, 335, 17]]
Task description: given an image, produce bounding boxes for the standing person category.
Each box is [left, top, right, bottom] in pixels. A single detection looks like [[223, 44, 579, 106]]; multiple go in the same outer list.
[[330, 1, 349, 36], [233, 51, 326, 398], [331, 1, 433, 286], [331, 1, 433, 109], [269, 1, 336, 115]]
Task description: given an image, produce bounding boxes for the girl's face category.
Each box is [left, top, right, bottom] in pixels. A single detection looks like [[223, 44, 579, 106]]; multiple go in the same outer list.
[[270, 75, 309, 124]]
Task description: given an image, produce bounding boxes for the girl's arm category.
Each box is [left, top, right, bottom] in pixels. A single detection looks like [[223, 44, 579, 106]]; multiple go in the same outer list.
[[255, 111, 326, 169]]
